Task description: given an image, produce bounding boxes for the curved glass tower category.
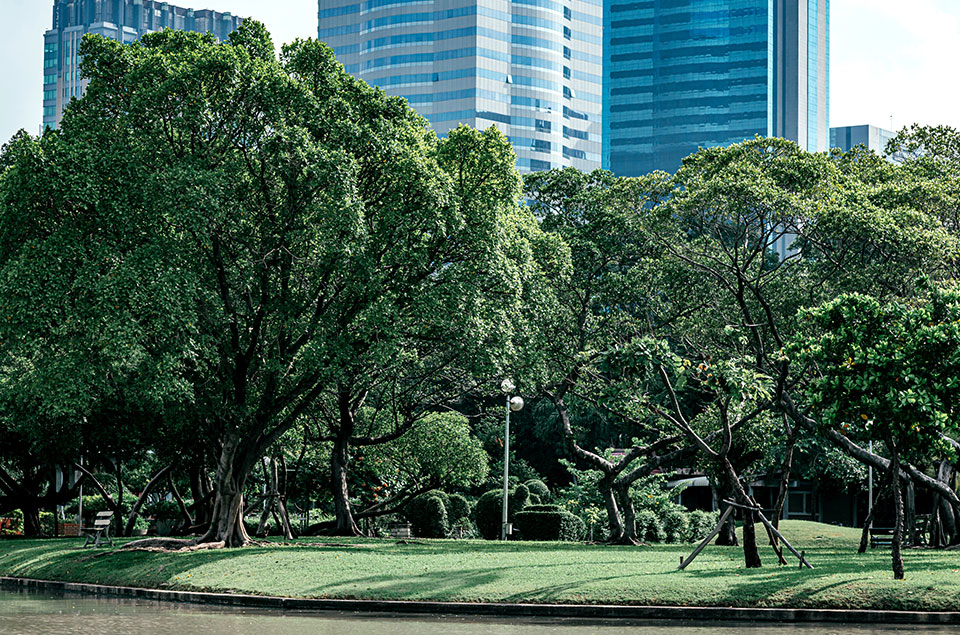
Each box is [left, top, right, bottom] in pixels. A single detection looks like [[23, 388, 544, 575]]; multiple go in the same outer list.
[[318, 0, 603, 173]]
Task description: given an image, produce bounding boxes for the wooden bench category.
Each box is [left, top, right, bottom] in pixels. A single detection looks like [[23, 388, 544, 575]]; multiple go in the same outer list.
[[82, 511, 115, 547], [388, 522, 413, 539], [870, 527, 894, 549]]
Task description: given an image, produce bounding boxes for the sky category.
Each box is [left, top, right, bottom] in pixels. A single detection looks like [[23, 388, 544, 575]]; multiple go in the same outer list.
[[1, 0, 959, 145]]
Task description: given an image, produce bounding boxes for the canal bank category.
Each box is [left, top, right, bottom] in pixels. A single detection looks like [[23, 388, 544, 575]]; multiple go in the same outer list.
[[3, 577, 960, 626]]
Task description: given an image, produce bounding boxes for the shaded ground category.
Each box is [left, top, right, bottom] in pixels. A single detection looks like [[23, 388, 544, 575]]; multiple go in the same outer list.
[[1, 521, 959, 611]]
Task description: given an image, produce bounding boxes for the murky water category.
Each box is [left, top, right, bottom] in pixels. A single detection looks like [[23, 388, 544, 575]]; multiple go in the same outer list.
[[0, 590, 953, 634]]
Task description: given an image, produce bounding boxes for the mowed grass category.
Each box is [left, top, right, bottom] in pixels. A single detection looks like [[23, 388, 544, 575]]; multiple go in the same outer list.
[[2, 521, 959, 611]]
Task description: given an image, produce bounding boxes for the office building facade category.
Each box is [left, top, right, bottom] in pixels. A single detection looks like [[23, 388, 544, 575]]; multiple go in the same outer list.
[[604, 0, 829, 177], [318, 0, 603, 173], [43, 0, 242, 131], [830, 124, 895, 155]]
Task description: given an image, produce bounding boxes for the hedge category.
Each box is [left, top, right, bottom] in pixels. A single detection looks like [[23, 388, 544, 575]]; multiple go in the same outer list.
[[404, 492, 449, 538], [515, 509, 585, 542], [474, 484, 529, 540]]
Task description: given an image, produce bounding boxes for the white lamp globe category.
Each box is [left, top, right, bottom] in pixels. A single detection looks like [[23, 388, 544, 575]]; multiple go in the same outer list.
[[509, 396, 525, 412], [500, 378, 515, 394]]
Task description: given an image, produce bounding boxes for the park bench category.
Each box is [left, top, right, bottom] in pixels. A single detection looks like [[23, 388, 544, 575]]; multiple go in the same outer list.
[[388, 522, 413, 539], [82, 511, 115, 547], [869, 526, 894, 549]]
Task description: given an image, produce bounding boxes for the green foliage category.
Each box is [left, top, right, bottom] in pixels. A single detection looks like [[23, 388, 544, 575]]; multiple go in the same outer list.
[[663, 508, 689, 543], [792, 284, 960, 462], [446, 494, 470, 524], [474, 485, 530, 540], [404, 493, 449, 539], [515, 508, 585, 541], [144, 499, 181, 522], [687, 510, 720, 542], [524, 479, 550, 501], [635, 509, 666, 543]]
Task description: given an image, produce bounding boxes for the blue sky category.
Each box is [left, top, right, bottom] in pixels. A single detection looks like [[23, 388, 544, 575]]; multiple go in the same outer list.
[[1, 0, 959, 147]]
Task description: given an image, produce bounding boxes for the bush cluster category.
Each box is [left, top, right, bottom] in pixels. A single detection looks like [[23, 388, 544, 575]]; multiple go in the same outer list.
[[404, 492, 449, 538], [515, 504, 585, 542], [474, 484, 529, 539]]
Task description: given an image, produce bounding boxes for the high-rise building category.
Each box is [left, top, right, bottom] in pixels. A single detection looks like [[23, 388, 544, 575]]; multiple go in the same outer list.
[[603, 0, 829, 177], [830, 124, 895, 155], [317, 0, 603, 173], [43, 0, 242, 131]]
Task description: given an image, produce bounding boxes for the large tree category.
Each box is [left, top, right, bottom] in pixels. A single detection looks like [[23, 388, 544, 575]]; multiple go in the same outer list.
[[0, 23, 548, 546], [793, 285, 960, 578]]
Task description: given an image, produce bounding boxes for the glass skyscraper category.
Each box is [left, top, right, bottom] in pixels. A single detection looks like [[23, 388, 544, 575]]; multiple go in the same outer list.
[[43, 0, 242, 132], [317, 0, 603, 173], [604, 0, 829, 177]]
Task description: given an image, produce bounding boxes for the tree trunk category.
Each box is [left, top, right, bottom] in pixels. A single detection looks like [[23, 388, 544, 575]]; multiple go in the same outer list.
[[613, 484, 639, 545], [889, 441, 905, 580], [904, 480, 917, 547], [773, 418, 795, 530], [598, 476, 624, 543], [197, 434, 254, 547], [330, 433, 362, 536], [712, 483, 738, 546], [21, 505, 42, 537], [168, 473, 194, 528], [115, 460, 124, 537], [123, 465, 173, 537], [721, 460, 761, 568]]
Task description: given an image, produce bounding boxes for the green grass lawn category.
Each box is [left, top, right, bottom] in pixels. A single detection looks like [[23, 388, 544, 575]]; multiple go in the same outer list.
[[2, 521, 959, 611]]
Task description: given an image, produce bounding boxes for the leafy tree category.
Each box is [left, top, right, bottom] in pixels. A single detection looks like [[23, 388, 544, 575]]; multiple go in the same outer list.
[[0, 23, 548, 546], [792, 284, 960, 578]]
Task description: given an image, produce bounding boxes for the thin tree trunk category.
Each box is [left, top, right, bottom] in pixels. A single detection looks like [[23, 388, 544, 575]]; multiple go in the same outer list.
[[713, 483, 738, 546], [889, 440, 905, 580], [115, 460, 124, 537], [123, 465, 173, 536], [599, 476, 624, 543], [773, 416, 795, 530], [330, 433, 362, 536], [168, 473, 194, 528], [904, 480, 917, 547], [256, 458, 273, 537], [723, 461, 761, 569]]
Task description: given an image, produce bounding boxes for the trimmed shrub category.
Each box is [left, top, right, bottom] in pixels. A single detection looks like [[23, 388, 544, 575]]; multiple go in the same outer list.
[[528, 494, 541, 505], [404, 493, 449, 538], [446, 494, 470, 524], [145, 499, 181, 521], [635, 509, 665, 543], [524, 479, 550, 501], [662, 508, 689, 543], [515, 509, 585, 542], [423, 489, 451, 511], [523, 504, 561, 512], [687, 510, 719, 542], [474, 485, 530, 540]]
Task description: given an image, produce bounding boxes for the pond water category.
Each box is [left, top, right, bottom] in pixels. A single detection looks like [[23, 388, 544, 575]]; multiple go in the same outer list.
[[0, 590, 953, 635]]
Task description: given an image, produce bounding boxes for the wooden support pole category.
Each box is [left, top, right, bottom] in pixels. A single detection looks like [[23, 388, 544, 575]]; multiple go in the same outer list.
[[678, 505, 734, 570], [756, 511, 813, 569]]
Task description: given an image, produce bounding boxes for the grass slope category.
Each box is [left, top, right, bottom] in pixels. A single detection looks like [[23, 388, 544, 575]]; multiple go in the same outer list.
[[1, 521, 959, 611]]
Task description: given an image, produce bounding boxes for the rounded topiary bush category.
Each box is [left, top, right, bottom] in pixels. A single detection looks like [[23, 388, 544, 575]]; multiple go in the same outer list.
[[404, 493, 449, 538], [687, 510, 719, 542], [524, 479, 550, 501], [446, 493, 471, 524], [474, 485, 530, 540], [663, 508, 689, 544], [423, 489, 451, 511], [636, 509, 665, 542], [515, 509, 585, 542], [524, 504, 561, 512]]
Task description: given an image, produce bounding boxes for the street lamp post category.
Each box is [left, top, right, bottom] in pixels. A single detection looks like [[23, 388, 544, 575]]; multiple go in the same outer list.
[[500, 379, 524, 541]]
